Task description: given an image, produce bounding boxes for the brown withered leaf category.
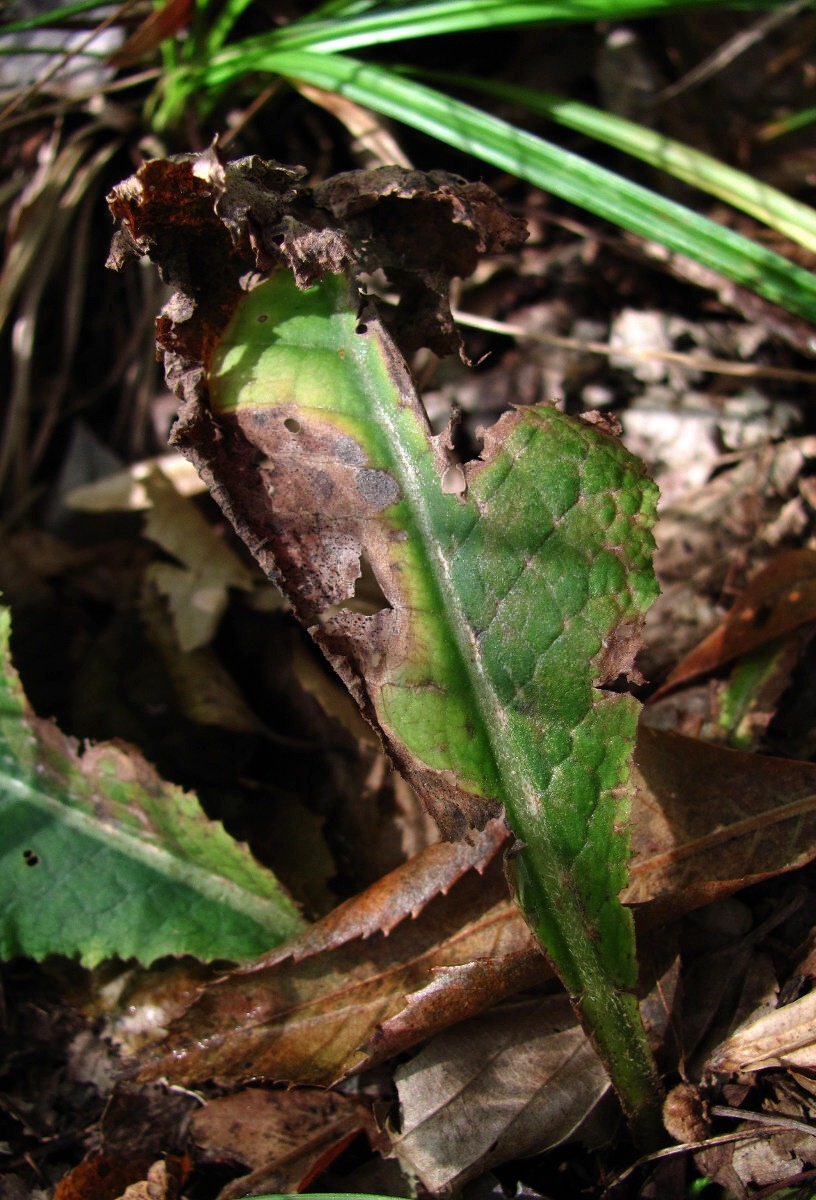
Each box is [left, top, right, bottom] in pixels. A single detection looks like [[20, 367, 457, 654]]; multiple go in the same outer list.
[[311, 165, 528, 353], [390, 949, 682, 1191], [678, 917, 778, 1076], [640, 437, 815, 684], [653, 548, 816, 700], [708, 991, 816, 1074], [106, 148, 527, 381], [53, 1155, 160, 1200], [129, 729, 816, 1089], [695, 1124, 816, 1200], [391, 995, 611, 1192], [190, 1087, 377, 1200], [625, 725, 816, 926], [280, 817, 508, 945], [362, 950, 549, 1066], [131, 820, 539, 1087], [107, 0, 192, 67]]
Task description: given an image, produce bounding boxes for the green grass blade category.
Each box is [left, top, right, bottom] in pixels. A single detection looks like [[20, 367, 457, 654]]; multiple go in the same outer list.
[[759, 103, 816, 142], [205, 0, 262, 55], [434, 74, 816, 254], [258, 50, 816, 321], [309, 0, 389, 15], [0, 1, 108, 35], [210, 0, 783, 60]]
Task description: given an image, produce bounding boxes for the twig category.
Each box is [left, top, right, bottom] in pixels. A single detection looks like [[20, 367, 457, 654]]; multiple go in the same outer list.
[[603, 1113, 815, 1197], [0, 0, 140, 126], [649, 0, 811, 107], [451, 308, 816, 387]]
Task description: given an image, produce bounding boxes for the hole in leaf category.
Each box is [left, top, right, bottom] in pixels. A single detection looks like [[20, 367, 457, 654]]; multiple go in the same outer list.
[[284, 417, 301, 434], [441, 403, 485, 469], [442, 463, 467, 496], [247, 443, 275, 471], [323, 553, 391, 621], [351, 552, 390, 614], [22, 848, 40, 867]]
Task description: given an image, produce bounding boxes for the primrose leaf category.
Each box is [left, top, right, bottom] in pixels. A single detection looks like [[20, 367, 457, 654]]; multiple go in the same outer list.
[[0, 605, 305, 966], [107, 152, 661, 1137], [203, 267, 657, 968]]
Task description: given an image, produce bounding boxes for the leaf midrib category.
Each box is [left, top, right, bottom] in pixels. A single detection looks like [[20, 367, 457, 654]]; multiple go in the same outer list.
[[345, 300, 586, 921], [1, 770, 297, 930]]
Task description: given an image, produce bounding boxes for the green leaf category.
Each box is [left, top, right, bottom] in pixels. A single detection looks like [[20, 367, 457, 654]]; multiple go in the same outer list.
[[204, 267, 662, 1138], [0, 606, 305, 967], [205, 0, 777, 62]]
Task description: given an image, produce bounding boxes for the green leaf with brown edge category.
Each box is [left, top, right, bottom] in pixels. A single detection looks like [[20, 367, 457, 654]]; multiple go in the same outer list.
[[107, 153, 661, 1141], [0, 605, 305, 966], [203, 267, 661, 1138]]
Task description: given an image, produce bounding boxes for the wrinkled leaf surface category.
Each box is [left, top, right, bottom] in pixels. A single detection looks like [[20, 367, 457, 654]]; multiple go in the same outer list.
[[108, 153, 659, 1126]]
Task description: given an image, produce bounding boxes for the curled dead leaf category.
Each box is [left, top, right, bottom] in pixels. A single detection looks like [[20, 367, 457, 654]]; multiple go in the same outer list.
[[708, 991, 816, 1074]]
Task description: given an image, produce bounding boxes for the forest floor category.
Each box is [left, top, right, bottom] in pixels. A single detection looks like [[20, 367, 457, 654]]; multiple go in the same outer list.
[[2, 4, 816, 1199]]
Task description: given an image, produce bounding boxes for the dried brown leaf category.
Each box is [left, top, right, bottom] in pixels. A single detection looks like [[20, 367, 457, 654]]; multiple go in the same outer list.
[[53, 1155, 159, 1200], [190, 1087, 376, 1200], [106, 150, 527, 381], [279, 817, 509, 947], [696, 1126, 816, 1200], [130, 728, 816, 1089], [107, 0, 193, 67], [653, 549, 816, 700], [132, 821, 534, 1087], [363, 950, 548, 1066], [140, 465, 260, 652], [641, 437, 816, 682], [708, 991, 816, 1074], [389, 952, 681, 1190], [391, 995, 610, 1192], [625, 725, 816, 925]]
